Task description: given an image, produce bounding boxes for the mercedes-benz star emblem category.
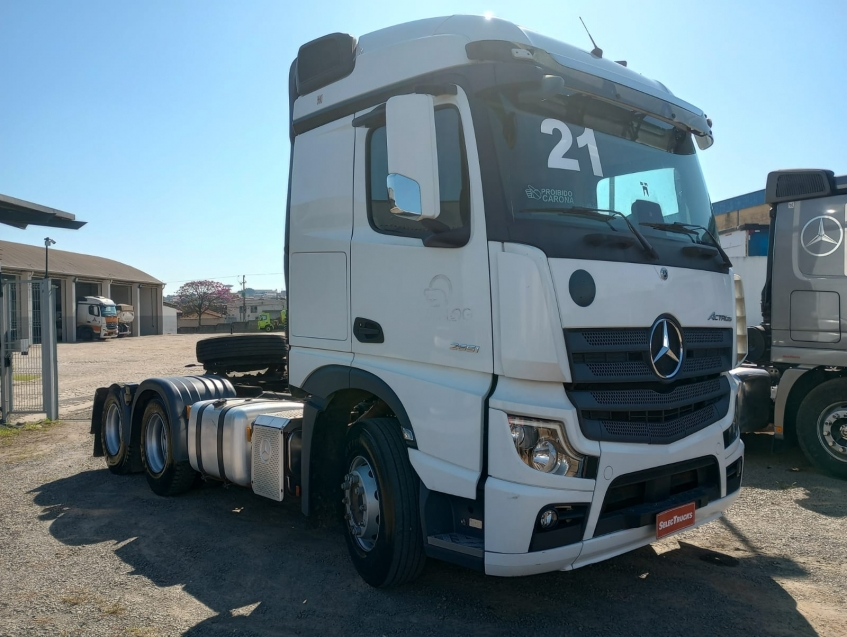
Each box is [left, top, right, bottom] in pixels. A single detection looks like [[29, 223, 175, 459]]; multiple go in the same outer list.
[[649, 317, 684, 379], [259, 438, 272, 463], [801, 215, 843, 257]]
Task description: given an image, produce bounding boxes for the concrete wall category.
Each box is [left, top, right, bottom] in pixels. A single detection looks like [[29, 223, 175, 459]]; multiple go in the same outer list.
[[162, 305, 178, 335]]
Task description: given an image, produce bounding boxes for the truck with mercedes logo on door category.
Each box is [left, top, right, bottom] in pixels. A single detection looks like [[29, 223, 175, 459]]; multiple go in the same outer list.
[[734, 169, 847, 479], [88, 15, 746, 587]]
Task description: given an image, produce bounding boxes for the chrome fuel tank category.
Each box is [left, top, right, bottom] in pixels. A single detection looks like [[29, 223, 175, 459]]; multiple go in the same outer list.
[[187, 397, 301, 486]]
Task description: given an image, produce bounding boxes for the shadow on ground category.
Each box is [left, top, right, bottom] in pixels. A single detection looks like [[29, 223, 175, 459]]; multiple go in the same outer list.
[[741, 432, 847, 518], [30, 451, 822, 637]]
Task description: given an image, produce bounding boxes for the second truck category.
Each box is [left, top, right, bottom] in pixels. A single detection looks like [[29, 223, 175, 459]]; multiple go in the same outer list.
[[89, 16, 747, 587]]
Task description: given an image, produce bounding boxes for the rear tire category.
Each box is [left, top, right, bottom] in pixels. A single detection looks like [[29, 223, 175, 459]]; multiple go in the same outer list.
[[341, 418, 426, 588], [796, 379, 847, 479], [101, 392, 133, 475], [140, 397, 196, 496]]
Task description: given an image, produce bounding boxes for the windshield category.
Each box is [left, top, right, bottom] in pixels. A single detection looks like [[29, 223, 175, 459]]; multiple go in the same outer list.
[[482, 89, 720, 267], [102, 305, 117, 317]]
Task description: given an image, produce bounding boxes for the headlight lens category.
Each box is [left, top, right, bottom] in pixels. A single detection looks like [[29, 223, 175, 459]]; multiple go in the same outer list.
[[734, 274, 747, 365], [508, 416, 585, 477]]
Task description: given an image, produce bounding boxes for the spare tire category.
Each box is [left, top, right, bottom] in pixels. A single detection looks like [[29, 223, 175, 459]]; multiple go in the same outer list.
[[196, 334, 287, 373]]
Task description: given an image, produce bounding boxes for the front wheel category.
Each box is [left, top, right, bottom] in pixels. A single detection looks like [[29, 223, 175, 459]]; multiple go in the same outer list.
[[341, 418, 426, 588], [140, 397, 196, 496], [796, 379, 847, 479], [264, 325, 273, 332]]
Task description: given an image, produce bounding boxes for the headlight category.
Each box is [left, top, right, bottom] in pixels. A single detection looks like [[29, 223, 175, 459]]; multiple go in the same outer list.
[[508, 416, 585, 477], [734, 274, 747, 365]]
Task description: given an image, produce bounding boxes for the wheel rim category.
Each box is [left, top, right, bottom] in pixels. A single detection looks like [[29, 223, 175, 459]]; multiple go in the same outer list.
[[104, 403, 122, 457], [341, 456, 380, 552], [145, 413, 168, 474], [817, 403, 847, 463]]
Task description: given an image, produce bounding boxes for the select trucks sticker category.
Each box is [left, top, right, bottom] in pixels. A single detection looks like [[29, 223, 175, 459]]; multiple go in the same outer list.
[[655, 502, 696, 539]]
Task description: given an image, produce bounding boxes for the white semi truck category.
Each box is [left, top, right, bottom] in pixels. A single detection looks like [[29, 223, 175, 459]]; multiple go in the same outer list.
[[77, 295, 118, 340], [90, 16, 746, 587]]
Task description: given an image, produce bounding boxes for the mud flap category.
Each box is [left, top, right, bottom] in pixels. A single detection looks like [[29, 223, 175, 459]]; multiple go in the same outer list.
[[91, 387, 109, 457]]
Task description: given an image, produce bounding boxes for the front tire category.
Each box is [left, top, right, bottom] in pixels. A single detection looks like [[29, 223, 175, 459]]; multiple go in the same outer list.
[[264, 325, 273, 332], [101, 392, 132, 475], [140, 397, 196, 496], [796, 379, 847, 479], [341, 418, 425, 588]]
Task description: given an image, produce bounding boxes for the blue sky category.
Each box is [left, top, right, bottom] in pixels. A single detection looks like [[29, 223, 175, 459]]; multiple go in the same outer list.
[[2, 1, 845, 292]]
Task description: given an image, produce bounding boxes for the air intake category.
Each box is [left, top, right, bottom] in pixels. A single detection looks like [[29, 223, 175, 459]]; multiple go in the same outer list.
[[765, 169, 834, 204]]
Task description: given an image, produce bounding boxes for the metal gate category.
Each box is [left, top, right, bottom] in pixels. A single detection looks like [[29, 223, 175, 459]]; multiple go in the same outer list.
[[0, 279, 59, 422]]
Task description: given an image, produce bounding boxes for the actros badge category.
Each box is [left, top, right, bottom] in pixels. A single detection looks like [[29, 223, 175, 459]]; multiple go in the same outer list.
[[801, 215, 843, 257]]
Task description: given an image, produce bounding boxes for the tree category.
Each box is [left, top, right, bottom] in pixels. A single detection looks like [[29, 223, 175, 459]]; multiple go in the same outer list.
[[174, 280, 237, 327]]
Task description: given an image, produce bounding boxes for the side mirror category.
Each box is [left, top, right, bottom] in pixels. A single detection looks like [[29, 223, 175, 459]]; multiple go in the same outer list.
[[385, 94, 440, 219]]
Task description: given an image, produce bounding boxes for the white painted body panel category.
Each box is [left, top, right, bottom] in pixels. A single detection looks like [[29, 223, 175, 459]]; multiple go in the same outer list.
[[288, 115, 354, 353], [549, 257, 736, 330], [353, 353, 490, 498], [288, 347, 354, 391], [350, 90, 492, 374]]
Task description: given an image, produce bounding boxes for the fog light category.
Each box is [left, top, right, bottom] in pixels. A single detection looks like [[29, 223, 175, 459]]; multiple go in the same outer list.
[[539, 508, 559, 529]]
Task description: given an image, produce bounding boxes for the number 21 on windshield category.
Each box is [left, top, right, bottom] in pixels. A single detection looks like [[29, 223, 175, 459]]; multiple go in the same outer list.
[[541, 119, 603, 177]]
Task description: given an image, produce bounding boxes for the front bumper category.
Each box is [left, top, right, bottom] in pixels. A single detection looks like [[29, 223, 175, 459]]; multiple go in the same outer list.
[[483, 379, 744, 577], [484, 488, 740, 577]]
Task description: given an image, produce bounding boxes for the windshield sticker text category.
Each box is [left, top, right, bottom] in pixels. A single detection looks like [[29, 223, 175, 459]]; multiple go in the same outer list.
[[540, 119, 603, 177], [525, 185, 574, 204]]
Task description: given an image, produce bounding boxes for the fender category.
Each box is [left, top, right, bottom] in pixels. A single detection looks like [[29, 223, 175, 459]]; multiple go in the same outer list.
[[130, 376, 236, 463], [90, 383, 139, 458], [297, 365, 416, 516]]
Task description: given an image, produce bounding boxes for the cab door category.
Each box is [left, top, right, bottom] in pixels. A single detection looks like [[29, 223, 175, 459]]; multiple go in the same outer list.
[[349, 89, 492, 495]]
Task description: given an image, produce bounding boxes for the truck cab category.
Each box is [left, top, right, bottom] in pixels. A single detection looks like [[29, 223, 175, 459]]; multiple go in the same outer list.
[[285, 16, 745, 580], [741, 169, 847, 478], [77, 296, 118, 340]]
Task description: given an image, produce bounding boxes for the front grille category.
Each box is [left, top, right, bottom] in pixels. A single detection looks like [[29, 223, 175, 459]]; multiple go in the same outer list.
[[569, 376, 731, 444], [565, 327, 733, 383], [593, 456, 721, 537], [599, 404, 719, 443], [582, 329, 648, 348]]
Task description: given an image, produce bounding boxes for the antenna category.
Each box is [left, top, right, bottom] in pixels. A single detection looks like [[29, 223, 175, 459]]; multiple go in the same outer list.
[[579, 17, 603, 58]]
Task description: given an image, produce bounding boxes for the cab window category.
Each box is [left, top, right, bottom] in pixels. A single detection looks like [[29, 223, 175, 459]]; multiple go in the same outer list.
[[367, 107, 469, 239]]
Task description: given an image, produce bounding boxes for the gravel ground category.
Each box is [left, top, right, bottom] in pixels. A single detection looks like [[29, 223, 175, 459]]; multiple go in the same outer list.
[[0, 336, 844, 636]]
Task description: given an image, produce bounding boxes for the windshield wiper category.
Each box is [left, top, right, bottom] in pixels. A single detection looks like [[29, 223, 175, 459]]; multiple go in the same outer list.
[[524, 206, 658, 260], [640, 222, 732, 267]]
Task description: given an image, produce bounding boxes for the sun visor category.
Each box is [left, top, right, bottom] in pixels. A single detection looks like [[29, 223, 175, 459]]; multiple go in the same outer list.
[[466, 40, 714, 150]]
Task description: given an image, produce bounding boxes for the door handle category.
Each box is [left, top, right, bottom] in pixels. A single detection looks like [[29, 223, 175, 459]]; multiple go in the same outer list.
[[353, 318, 384, 343]]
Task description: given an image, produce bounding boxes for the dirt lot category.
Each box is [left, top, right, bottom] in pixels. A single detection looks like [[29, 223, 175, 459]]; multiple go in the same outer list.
[[0, 336, 845, 636]]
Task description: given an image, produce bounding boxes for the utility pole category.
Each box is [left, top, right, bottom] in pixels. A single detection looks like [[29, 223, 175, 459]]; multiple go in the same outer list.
[[240, 275, 247, 322]]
